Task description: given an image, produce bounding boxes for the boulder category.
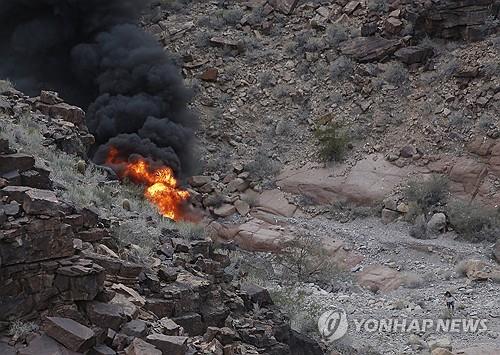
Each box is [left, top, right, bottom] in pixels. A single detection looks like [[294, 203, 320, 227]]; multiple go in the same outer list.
[[146, 334, 188, 355], [209, 37, 240, 49], [171, 313, 204, 336], [125, 338, 161, 355], [428, 337, 452, 351], [121, 320, 148, 338], [494, 240, 500, 263], [357, 265, 403, 293], [385, 17, 403, 34], [200, 68, 218, 82], [45, 317, 96, 352], [158, 317, 181, 336], [187, 175, 211, 187], [381, 208, 399, 224], [268, 0, 300, 14], [427, 213, 447, 234], [340, 37, 401, 62], [0, 153, 35, 174], [54, 262, 105, 301], [256, 189, 296, 217], [455, 344, 500, 355], [234, 200, 250, 216], [214, 204, 236, 217], [0, 219, 75, 266], [20, 167, 52, 189], [241, 283, 273, 306], [459, 259, 500, 282], [85, 302, 127, 330], [158, 266, 179, 282], [233, 219, 293, 252], [39, 90, 64, 105], [36, 101, 85, 126]]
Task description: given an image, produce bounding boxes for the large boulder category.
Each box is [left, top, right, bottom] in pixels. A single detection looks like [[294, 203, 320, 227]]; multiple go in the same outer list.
[[357, 265, 403, 293], [277, 156, 414, 206], [256, 189, 297, 217], [0, 218, 75, 266], [0, 153, 35, 174], [459, 259, 500, 282], [36, 101, 85, 126], [125, 338, 162, 355], [340, 37, 401, 62], [45, 317, 96, 352], [456, 344, 500, 355], [145, 334, 188, 355], [85, 302, 127, 330]]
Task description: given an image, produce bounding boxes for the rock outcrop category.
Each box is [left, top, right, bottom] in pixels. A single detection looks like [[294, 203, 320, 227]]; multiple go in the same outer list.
[[415, 0, 499, 41], [0, 134, 324, 354]]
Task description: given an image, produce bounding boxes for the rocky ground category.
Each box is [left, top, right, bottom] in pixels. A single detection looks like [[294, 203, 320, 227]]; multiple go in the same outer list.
[[1, 0, 499, 355]]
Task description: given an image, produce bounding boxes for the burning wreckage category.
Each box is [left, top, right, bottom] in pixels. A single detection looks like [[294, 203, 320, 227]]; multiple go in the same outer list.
[[0, 0, 196, 219]]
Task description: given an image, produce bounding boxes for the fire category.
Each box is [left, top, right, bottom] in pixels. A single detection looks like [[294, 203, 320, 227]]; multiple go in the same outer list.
[[106, 147, 189, 220]]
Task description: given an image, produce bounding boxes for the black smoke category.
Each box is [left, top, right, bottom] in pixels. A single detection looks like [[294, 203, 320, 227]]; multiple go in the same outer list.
[[0, 0, 196, 177]]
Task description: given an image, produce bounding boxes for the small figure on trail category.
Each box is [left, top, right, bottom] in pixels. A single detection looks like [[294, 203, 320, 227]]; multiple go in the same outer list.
[[444, 291, 456, 314]]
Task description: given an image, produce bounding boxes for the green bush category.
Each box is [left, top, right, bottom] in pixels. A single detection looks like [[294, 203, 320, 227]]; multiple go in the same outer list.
[[447, 199, 500, 242], [272, 233, 338, 284], [315, 122, 349, 161], [404, 174, 449, 219], [246, 148, 281, 180]]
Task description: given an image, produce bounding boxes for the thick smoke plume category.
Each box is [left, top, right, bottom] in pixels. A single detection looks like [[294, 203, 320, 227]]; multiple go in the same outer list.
[[0, 0, 196, 176]]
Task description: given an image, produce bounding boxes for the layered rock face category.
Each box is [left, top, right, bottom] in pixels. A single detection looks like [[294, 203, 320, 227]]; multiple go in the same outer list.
[[0, 103, 323, 354], [415, 0, 499, 41], [0, 139, 108, 320]]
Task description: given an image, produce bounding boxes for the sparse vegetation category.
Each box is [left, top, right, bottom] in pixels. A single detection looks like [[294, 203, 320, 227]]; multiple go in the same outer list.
[[315, 122, 349, 161], [275, 118, 293, 135], [329, 199, 380, 222], [325, 24, 349, 48], [194, 31, 214, 47], [409, 214, 428, 239], [258, 71, 274, 87], [404, 175, 449, 220], [447, 199, 500, 242], [381, 62, 409, 86], [272, 233, 338, 284], [329, 56, 354, 81], [175, 221, 206, 240], [367, 0, 388, 13], [270, 286, 326, 334], [8, 320, 38, 341], [0, 79, 14, 93], [402, 272, 427, 289], [222, 8, 244, 26], [304, 37, 325, 52], [246, 148, 281, 181]]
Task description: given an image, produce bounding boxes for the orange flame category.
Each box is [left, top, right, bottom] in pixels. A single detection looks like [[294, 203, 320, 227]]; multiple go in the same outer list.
[[106, 147, 189, 220]]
